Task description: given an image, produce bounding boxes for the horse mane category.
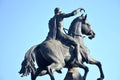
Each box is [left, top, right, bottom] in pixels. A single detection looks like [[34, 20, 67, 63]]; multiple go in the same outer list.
[[68, 15, 83, 37]]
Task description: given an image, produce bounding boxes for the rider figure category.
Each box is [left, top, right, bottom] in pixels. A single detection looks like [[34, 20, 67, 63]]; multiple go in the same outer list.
[[46, 7, 85, 64]]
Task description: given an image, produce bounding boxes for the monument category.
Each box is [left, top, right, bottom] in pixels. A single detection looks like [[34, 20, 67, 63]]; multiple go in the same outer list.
[[19, 8, 104, 80]]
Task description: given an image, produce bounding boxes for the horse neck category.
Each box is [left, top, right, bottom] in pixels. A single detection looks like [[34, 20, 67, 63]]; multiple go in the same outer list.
[[68, 21, 83, 40]]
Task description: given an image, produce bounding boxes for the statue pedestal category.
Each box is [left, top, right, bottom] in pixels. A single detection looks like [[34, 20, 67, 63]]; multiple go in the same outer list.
[[64, 68, 83, 80]]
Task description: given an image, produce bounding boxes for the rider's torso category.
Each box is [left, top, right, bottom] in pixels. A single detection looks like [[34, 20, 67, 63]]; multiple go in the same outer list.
[[55, 14, 64, 32]]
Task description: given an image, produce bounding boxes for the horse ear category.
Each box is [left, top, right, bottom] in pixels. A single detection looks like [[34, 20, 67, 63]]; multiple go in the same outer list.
[[80, 14, 84, 17], [84, 14, 87, 20]]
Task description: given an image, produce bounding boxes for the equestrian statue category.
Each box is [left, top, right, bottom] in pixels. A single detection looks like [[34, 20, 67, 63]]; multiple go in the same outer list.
[[19, 7, 104, 80]]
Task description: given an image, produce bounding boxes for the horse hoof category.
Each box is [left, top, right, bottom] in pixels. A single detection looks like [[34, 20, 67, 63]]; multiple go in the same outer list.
[[101, 74, 105, 79]]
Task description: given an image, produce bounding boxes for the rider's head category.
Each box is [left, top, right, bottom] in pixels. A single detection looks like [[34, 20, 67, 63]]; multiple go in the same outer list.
[[54, 7, 62, 15]]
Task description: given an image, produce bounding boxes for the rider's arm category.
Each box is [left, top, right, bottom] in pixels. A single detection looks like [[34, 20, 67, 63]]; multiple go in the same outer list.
[[62, 8, 85, 18]]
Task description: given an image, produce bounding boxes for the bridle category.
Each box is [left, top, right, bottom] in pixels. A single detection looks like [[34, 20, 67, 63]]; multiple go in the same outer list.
[[63, 28, 85, 38]]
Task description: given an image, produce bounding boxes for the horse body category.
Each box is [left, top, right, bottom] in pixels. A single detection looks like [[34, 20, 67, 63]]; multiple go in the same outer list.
[[19, 14, 104, 80]]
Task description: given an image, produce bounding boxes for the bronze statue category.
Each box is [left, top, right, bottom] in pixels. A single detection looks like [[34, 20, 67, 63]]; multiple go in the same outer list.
[[19, 8, 104, 80]]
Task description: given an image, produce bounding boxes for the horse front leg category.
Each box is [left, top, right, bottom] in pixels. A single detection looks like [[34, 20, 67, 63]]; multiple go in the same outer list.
[[96, 62, 104, 80], [88, 57, 104, 80]]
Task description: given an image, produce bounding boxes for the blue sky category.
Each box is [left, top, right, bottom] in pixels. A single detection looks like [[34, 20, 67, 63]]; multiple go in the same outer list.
[[0, 0, 120, 80]]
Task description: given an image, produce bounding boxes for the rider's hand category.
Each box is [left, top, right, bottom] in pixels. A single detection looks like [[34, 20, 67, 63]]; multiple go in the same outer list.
[[73, 8, 85, 15], [79, 8, 85, 12], [76, 8, 85, 13]]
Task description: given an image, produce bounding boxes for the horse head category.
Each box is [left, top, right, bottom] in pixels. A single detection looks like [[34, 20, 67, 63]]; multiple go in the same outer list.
[[68, 14, 95, 40], [81, 14, 95, 39]]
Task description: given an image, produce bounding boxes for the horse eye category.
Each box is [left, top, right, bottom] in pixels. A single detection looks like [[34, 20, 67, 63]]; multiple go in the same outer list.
[[86, 23, 90, 26]]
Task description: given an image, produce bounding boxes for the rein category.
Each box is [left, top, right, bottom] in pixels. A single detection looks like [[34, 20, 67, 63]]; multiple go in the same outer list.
[[63, 28, 85, 38]]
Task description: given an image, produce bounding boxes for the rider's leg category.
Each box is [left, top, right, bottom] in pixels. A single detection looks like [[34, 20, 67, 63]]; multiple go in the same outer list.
[[81, 49, 89, 63], [68, 37, 81, 63], [62, 34, 81, 64], [68, 41, 80, 63], [79, 44, 90, 63]]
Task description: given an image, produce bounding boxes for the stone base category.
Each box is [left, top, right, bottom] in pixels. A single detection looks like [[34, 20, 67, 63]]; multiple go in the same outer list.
[[64, 68, 83, 80]]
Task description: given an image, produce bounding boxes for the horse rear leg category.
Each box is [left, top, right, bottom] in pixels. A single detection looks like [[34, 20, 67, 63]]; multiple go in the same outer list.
[[46, 62, 64, 80], [88, 56, 104, 80], [31, 68, 42, 80], [31, 67, 48, 80]]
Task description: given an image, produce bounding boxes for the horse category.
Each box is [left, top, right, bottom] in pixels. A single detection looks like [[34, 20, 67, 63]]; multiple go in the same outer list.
[[19, 14, 104, 80]]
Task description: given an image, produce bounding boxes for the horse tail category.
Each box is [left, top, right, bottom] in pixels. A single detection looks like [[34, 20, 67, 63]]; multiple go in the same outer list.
[[19, 45, 37, 77]]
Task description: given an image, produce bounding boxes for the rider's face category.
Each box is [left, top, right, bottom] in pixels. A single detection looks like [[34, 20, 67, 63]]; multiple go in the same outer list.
[[58, 9, 62, 14]]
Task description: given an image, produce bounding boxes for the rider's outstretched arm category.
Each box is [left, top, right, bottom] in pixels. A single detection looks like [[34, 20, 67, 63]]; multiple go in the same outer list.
[[62, 8, 85, 18]]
